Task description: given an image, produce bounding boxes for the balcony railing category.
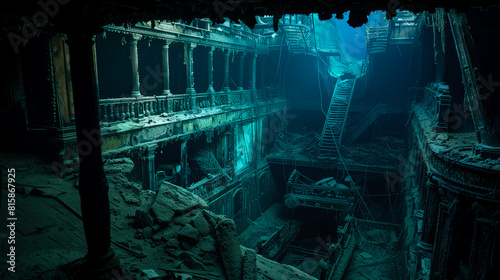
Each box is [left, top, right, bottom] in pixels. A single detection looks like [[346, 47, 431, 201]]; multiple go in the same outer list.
[[115, 20, 266, 50], [211, 24, 266, 45], [99, 88, 281, 124]]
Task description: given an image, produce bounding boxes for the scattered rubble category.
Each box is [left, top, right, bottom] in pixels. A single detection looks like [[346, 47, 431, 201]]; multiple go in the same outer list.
[[315, 177, 336, 186], [344, 221, 402, 280], [134, 209, 154, 229], [142, 268, 160, 279], [104, 158, 135, 174], [10, 155, 340, 279], [107, 159, 316, 279]]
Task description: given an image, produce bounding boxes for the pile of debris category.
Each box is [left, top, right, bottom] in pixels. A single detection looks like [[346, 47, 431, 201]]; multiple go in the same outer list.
[[108, 159, 317, 280], [343, 221, 402, 280]]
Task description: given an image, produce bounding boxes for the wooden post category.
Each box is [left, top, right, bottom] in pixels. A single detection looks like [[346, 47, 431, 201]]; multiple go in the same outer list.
[[66, 32, 119, 274]]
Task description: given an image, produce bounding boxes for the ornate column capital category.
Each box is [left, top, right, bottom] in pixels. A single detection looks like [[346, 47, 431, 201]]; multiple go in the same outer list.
[[131, 34, 142, 41]]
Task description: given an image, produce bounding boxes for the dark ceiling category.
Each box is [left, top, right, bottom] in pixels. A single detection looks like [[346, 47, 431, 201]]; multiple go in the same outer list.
[[1, 0, 499, 36]]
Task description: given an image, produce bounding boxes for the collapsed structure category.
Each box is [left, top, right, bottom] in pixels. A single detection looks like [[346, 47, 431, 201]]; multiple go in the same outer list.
[[0, 1, 499, 280]]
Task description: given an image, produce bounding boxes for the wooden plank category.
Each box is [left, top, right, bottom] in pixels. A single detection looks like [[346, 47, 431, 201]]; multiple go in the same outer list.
[[38, 198, 87, 247], [15, 196, 57, 236]]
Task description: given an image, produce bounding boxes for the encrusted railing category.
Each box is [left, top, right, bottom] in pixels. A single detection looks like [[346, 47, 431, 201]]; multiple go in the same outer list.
[[99, 89, 282, 124], [269, 87, 282, 98], [366, 22, 390, 54], [188, 172, 228, 200], [212, 24, 266, 45], [111, 20, 266, 51], [411, 104, 500, 193], [100, 96, 162, 123], [258, 221, 301, 260], [280, 24, 312, 54], [160, 20, 211, 39], [196, 94, 212, 109]]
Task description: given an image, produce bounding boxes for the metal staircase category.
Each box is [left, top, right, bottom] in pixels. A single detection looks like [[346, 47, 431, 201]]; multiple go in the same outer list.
[[366, 24, 389, 54], [319, 78, 356, 158], [282, 25, 308, 55]]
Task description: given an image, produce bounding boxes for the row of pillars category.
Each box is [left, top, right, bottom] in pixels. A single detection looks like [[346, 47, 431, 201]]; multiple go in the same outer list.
[[417, 176, 500, 279], [417, 177, 454, 279], [128, 35, 264, 97], [67, 31, 270, 277]]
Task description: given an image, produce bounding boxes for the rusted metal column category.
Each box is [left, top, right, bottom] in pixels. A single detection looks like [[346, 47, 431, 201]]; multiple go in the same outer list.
[[449, 10, 500, 151], [130, 34, 141, 96], [162, 41, 172, 95], [66, 32, 119, 275]]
